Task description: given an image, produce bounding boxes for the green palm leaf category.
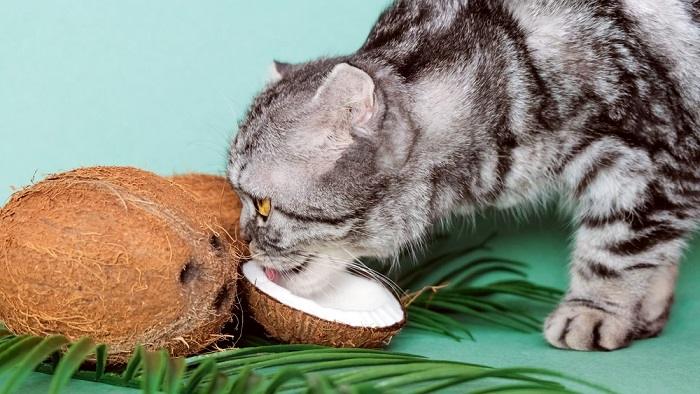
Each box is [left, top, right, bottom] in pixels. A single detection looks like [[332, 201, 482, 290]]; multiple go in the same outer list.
[[0, 336, 44, 376], [396, 233, 564, 339], [162, 355, 186, 394], [227, 366, 262, 394], [48, 337, 96, 394], [0, 335, 68, 394], [0, 331, 612, 393], [141, 348, 169, 394]]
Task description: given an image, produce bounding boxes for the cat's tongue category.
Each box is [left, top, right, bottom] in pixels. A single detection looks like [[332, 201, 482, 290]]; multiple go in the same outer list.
[[265, 267, 279, 282]]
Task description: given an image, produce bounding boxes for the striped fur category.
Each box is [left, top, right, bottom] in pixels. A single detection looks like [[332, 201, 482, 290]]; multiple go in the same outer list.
[[228, 0, 700, 350]]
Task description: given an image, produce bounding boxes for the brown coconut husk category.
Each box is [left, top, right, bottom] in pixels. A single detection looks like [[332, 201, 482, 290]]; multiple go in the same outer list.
[[241, 277, 405, 348], [168, 174, 242, 238], [0, 166, 244, 363]]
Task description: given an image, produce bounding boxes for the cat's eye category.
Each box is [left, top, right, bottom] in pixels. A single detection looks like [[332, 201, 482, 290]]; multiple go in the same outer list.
[[255, 197, 272, 218]]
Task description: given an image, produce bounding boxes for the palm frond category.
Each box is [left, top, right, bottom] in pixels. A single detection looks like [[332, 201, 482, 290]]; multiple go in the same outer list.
[[48, 337, 96, 394], [396, 232, 498, 289], [394, 233, 564, 340], [0, 331, 612, 393]]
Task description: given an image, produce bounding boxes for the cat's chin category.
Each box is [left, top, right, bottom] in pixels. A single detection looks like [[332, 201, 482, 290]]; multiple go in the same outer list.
[[277, 277, 330, 298], [275, 259, 349, 298]]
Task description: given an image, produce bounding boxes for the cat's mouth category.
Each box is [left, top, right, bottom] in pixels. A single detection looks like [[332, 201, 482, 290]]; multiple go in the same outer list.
[[252, 251, 352, 298], [262, 259, 310, 282]]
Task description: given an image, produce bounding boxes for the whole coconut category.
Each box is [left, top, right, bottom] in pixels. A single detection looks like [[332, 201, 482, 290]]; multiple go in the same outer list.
[[0, 167, 243, 362], [168, 173, 242, 238]]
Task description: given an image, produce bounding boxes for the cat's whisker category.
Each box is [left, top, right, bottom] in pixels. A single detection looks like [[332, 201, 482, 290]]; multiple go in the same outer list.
[[338, 246, 405, 296], [270, 254, 348, 296], [298, 251, 404, 298]]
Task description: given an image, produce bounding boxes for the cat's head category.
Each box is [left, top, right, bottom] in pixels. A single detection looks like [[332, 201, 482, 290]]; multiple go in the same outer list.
[[228, 58, 415, 296]]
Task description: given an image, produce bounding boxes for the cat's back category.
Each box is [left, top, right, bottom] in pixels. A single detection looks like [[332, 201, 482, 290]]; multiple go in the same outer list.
[[364, 0, 700, 120], [506, 0, 700, 117], [623, 0, 700, 110]]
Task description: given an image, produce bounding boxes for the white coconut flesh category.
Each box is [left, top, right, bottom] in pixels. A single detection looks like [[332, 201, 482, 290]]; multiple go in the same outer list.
[[242, 261, 404, 328]]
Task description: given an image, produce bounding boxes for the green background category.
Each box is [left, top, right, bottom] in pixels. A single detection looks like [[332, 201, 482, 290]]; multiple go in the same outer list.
[[1, 1, 698, 393]]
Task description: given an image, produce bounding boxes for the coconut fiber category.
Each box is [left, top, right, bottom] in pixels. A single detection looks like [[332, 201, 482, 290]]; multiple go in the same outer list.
[[168, 173, 242, 238], [0, 167, 245, 362]]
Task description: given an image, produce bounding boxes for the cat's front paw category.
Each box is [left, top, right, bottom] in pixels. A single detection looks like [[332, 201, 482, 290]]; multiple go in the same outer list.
[[544, 302, 634, 351]]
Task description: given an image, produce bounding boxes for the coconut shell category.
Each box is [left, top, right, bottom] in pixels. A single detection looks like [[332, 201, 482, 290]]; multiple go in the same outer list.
[[168, 173, 243, 238], [241, 276, 404, 348], [0, 166, 243, 363]]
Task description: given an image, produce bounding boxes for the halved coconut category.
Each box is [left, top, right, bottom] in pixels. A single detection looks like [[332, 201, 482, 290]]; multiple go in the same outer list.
[[241, 260, 405, 348]]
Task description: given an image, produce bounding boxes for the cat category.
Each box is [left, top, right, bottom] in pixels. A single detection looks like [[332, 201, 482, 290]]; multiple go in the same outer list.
[[227, 0, 700, 351]]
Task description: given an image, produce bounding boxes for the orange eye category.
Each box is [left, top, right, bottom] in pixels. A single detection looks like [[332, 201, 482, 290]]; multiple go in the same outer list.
[[255, 197, 271, 218]]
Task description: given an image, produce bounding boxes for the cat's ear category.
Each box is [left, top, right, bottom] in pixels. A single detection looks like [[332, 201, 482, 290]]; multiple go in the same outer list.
[[268, 60, 297, 83], [313, 63, 377, 129]]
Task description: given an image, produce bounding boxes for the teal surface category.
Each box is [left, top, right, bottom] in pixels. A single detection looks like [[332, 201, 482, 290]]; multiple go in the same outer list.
[[1, 1, 698, 393]]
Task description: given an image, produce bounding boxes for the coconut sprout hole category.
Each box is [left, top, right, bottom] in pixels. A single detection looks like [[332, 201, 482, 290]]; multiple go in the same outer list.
[[179, 259, 200, 284], [209, 234, 223, 253], [213, 284, 232, 311]]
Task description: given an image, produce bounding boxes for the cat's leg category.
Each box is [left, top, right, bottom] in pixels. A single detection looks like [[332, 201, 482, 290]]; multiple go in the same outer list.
[[544, 230, 682, 350], [544, 145, 694, 350], [631, 264, 678, 340]]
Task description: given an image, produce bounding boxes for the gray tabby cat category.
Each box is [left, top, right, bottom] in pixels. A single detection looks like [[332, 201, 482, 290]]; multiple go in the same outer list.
[[228, 0, 700, 351]]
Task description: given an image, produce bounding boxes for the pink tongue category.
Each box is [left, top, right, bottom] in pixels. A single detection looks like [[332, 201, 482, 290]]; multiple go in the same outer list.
[[265, 267, 279, 282]]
